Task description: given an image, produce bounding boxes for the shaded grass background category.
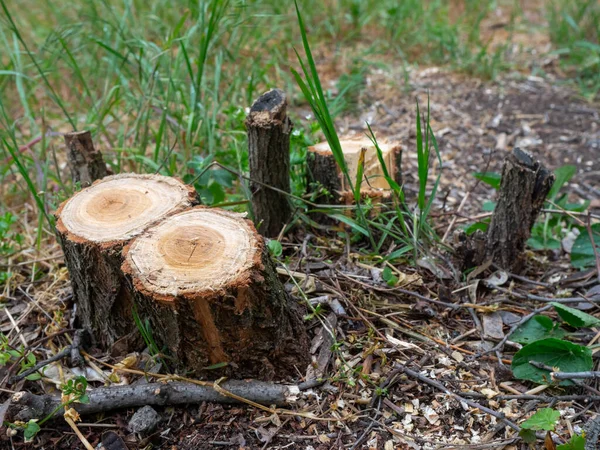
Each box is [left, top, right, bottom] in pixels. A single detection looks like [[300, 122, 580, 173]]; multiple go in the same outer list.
[[0, 0, 598, 254]]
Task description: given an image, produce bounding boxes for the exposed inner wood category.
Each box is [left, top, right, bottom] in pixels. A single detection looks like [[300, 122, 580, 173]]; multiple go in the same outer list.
[[122, 207, 309, 379], [308, 138, 401, 195], [126, 208, 259, 297], [58, 173, 196, 244]]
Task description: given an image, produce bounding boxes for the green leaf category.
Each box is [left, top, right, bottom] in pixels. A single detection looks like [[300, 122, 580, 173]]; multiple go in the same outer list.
[[202, 361, 229, 370], [329, 214, 370, 237], [518, 429, 537, 444], [473, 172, 501, 189], [267, 240, 283, 257], [464, 221, 489, 235], [557, 434, 586, 450], [512, 338, 592, 385], [25, 372, 41, 381], [552, 302, 600, 328], [382, 267, 398, 287], [571, 224, 600, 269], [548, 165, 576, 200], [509, 315, 567, 344], [23, 420, 40, 442], [521, 408, 560, 431]]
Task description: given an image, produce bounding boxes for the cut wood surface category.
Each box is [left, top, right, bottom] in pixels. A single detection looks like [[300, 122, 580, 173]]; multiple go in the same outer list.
[[122, 207, 309, 380], [485, 148, 555, 272], [55, 174, 198, 349], [307, 137, 402, 203]]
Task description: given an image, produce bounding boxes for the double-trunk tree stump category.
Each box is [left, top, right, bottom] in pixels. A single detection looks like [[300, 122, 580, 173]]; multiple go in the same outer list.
[[307, 137, 402, 205], [55, 174, 198, 350], [121, 207, 309, 380]]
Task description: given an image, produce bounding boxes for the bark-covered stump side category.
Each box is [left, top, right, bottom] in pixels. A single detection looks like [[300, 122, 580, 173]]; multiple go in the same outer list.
[[55, 174, 198, 350], [64, 130, 109, 188], [307, 138, 402, 205], [485, 148, 555, 272], [246, 89, 293, 237], [122, 207, 309, 380]]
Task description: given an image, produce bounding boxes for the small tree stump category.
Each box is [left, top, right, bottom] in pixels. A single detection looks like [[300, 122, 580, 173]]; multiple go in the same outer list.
[[122, 207, 309, 380], [55, 174, 198, 349], [64, 130, 109, 187], [307, 137, 402, 204], [485, 148, 555, 272], [246, 89, 293, 237]]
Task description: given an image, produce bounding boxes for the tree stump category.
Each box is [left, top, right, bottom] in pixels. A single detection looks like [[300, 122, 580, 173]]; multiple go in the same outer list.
[[121, 207, 309, 380], [485, 148, 555, 272], [64, 130, 109, 187], [55, 174, 198, 349], [246, 89, 293, 237], [307, 137, 402, 204]]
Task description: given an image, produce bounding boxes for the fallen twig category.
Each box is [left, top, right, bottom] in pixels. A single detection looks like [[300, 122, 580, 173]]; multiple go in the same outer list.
[[7, 380, 299, 422]]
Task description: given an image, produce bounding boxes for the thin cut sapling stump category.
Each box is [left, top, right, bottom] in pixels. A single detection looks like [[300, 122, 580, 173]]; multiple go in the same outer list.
[[55, 174, 198, 350], [485, 148, 555, 272], [122, 207, 309, 380], [307, 137, 402, 205], [64, 130, 109, 187], [246, 89, 293, 237]]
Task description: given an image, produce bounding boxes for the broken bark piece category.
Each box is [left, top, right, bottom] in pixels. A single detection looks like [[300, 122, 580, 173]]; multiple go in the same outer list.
[[7, 380, 300, 422], [485, 148, 555, 272], [246, 89, 293, 237], [307, 137, 402, 204], [55, 174, 198, 349], [64, 130, 109, 188], [122, 207, 309, 380]]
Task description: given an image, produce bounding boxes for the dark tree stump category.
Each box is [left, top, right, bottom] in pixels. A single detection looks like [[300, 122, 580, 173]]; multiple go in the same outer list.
[[245, 89, 293, 237], [307, 138, 402, 204], [64, 130, 109, 188], [55, 174, 198, 349], [121, 207, 309, 380], [485, 148, 555, 272]]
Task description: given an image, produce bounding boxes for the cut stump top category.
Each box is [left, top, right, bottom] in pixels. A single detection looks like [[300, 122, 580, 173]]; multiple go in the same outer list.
[[56, 173, 196, 244], [309, 137, 400, 191], [123, 207, 261, 299]]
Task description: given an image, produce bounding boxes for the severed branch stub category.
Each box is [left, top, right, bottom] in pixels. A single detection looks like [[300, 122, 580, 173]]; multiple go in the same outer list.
[[7, 380, 300, 422], [55, 174, 198, 350], [122, 207, 309, 380], [246, 89, 293, 237], [485, 148, 555, 273], [64, 130, 109, 188]]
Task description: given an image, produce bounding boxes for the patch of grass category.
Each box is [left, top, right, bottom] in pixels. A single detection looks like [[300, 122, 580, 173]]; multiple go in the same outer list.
[[547, 0, 600, 99]]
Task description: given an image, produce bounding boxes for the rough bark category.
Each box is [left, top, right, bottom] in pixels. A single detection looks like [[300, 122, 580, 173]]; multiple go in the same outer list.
[[64, 130, 109, 188], [485, 148, 555, 272], [122, 207, 309, 381], [7, 380, 299, 422], [55, 174, 197, 350], [246, 89, 293, 237]]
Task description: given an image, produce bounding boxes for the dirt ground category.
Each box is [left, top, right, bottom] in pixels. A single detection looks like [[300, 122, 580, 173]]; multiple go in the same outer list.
[[1, 66, 600, 450]]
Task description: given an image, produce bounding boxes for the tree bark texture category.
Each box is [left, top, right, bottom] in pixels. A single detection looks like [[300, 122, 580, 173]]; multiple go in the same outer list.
[[121, 207, 309, 381], [55, 174, 197, 350], [246, 89, 293, 237], [7, 380, 299, 422], [64, 130, 109, 188], [485, 148, 555, 272]]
